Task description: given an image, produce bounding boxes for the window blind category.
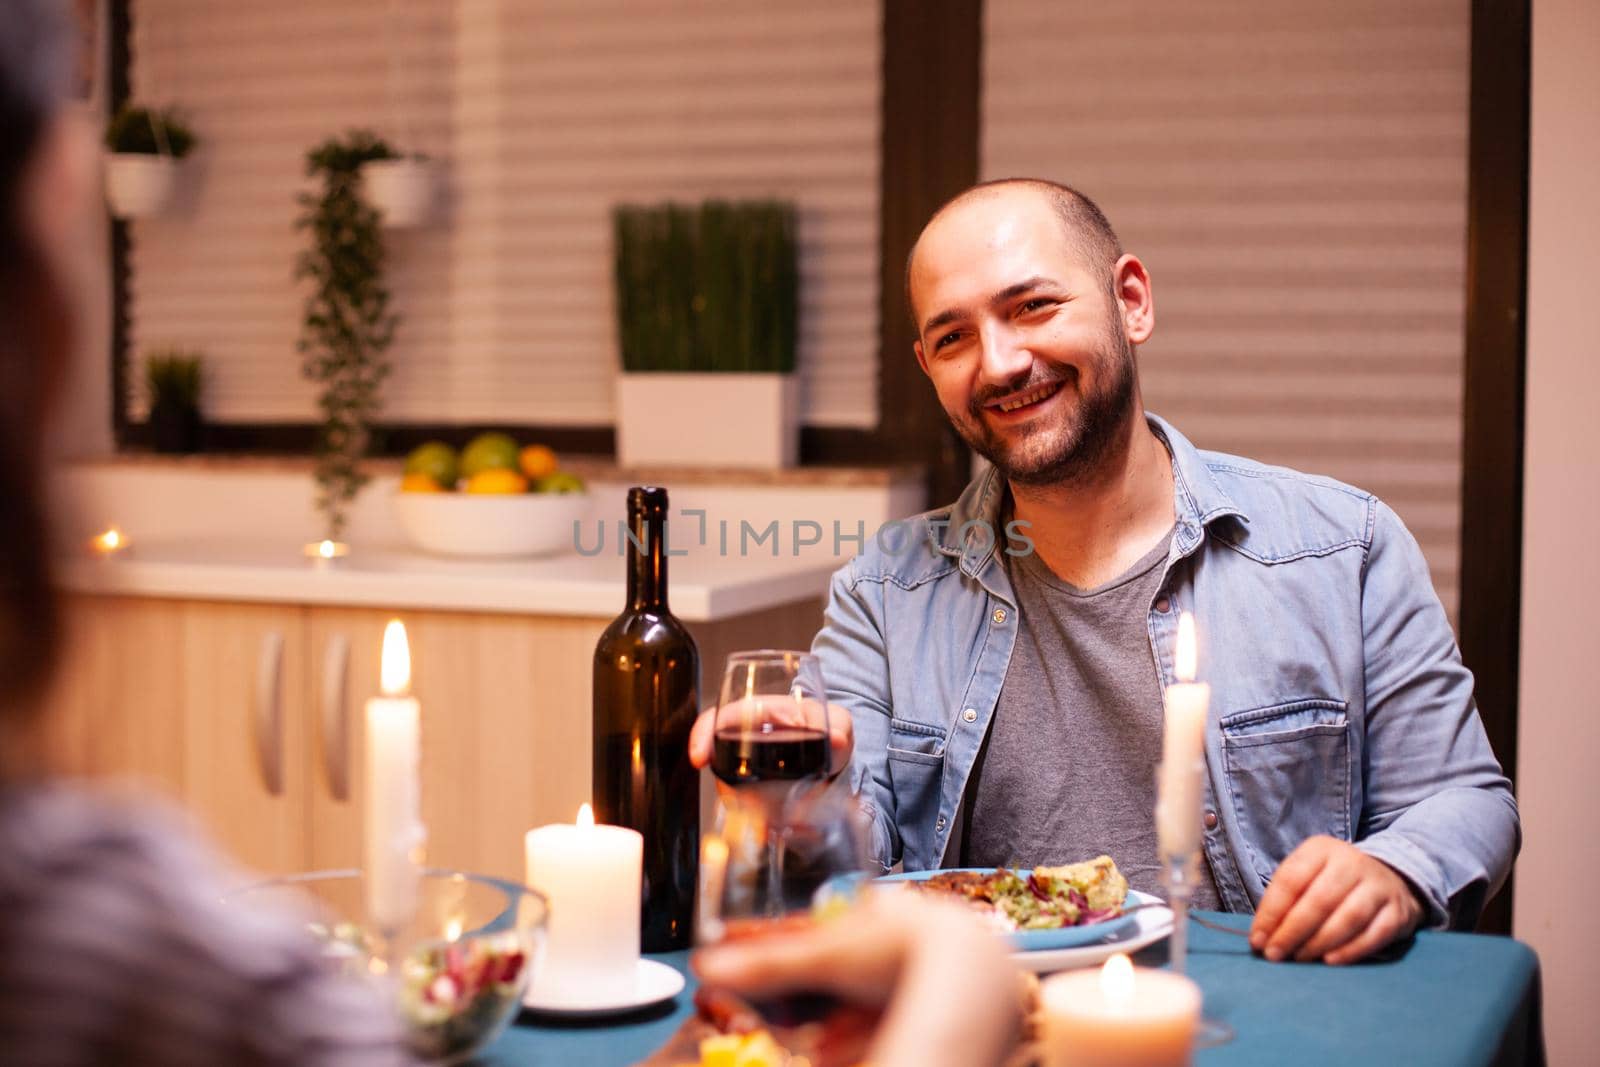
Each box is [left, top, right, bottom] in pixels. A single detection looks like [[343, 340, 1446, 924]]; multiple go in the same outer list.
[[983, 0, 1469, 617], [127, 0, 881, 428]]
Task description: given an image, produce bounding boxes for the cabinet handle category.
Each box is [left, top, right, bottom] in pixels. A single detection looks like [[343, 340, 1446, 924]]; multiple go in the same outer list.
[[253, 630, 285, 797], [320, 633, 350, 801]]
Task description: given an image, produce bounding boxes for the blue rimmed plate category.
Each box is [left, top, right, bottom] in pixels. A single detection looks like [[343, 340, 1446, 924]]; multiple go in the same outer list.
[[876, 868, 1151, 951]]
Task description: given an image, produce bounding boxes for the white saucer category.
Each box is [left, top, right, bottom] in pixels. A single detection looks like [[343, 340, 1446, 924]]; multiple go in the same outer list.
[[1013, 902, 1175, 974], [522, 958, 687, 1017]]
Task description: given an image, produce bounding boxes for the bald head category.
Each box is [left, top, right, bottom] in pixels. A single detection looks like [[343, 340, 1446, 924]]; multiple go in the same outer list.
[[906, 179, 1123, 326]]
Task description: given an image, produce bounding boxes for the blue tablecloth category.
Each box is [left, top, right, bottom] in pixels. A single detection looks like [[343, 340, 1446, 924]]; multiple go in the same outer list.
[[484, 912, 1543, 1066]]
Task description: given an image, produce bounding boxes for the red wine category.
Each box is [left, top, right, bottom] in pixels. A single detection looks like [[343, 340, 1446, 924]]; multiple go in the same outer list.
[[711, 726, 829, 784], [593, 487, 699, 951]]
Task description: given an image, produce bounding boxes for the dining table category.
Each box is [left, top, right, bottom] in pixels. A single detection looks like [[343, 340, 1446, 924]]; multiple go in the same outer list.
[[483, 910, 1544, 1066]]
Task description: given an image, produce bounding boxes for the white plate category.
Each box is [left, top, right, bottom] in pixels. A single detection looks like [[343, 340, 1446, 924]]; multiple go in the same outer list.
[[522, 958, 686, 1018], [1013, 898, 1173, 974], [878, 871, 1149, 951]]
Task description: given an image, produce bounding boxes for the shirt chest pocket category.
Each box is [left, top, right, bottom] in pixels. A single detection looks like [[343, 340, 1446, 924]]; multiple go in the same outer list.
[[1220, 698, 1351, 884], [886, 718, 947, 766]]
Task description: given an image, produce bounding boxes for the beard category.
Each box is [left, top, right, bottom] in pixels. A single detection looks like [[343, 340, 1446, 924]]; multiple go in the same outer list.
[[951, 320, 1139, 488]]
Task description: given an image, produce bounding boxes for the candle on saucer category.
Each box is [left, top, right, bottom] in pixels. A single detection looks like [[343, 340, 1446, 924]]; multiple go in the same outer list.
[[1157, 612, 1209, 856], [525, 804, 643, 996], [89, 526, 130, 558], [364, 619, 425, 933], [1040, 953, 1201, 1067]]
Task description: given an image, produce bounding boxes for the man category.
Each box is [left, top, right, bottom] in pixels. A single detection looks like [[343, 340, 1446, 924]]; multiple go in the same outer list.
[[691, 179, 1518, 964]]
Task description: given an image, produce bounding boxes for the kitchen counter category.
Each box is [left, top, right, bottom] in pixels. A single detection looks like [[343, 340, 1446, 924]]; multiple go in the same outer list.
[[50, 461, 926, 621], [57, 536, 841, 621]]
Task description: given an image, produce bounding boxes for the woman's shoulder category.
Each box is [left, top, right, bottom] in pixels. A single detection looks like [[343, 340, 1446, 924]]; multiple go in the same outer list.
[[0, 782, 404, 1064]]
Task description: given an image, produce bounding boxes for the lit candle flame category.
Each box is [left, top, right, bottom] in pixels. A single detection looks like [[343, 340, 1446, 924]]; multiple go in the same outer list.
[[577, 802, 595, 828], [444, 916, 463, 942], [318, 539, 337, 559], [702, 834, 728, 866], [380, 619, 411, 696], [92, 527, 126, 554], [1100, 952, 1136, 1007], [1175, 611, 1198, 683]]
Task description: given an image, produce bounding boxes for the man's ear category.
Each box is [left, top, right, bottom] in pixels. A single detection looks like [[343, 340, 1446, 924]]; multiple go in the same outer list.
[[1114, 253, 1155, 345], [914, 339, 930, 377]]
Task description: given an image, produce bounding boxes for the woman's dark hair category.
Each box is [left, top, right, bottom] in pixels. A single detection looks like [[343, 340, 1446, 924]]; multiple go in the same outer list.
[[0, 0, 76, 724]]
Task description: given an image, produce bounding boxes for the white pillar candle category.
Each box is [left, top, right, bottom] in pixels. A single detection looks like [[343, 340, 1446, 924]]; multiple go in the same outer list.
[[1040, 953, 1201, 1067], [1157, 612, 1210, 857], [364, 619, 425, 932], [525, 804, 643, 997]]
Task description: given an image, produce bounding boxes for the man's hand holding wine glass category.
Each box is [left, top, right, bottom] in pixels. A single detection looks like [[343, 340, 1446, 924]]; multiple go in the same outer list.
[[687, 697, 854, 779]]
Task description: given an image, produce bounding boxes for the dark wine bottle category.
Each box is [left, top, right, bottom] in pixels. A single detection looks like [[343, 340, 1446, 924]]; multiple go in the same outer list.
[[593, 486, 700, 951]]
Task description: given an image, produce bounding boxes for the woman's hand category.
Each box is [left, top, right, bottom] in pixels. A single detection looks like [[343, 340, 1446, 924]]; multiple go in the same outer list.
[[693, 890, 1022, 1067]]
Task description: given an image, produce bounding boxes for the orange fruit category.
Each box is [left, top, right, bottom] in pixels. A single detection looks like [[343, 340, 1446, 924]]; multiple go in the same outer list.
[[464, 468, 529, 494], [518, 443, 559, 481], [400, 471, 447, 493]]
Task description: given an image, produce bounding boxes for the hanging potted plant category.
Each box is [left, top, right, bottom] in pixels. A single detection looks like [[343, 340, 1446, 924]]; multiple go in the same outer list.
[[613, 200, 799, 468], [103, 105, 196, 218], [295, 130, 399, 539], [361, 151, 436, 228], [143, 348, 205, 453]]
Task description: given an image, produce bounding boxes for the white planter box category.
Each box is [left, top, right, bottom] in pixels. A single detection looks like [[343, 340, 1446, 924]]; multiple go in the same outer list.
[[616, 372, 798, 469], [104, 154, 181, 218], [361, 158, 436, 228]]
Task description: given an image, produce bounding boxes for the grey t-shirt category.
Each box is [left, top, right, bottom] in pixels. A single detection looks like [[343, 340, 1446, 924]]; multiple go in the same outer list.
[[959, 528, 1223, 909]]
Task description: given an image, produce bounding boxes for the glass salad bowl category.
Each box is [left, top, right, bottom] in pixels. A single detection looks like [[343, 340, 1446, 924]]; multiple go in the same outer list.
[[230, 868, 546, 1064]]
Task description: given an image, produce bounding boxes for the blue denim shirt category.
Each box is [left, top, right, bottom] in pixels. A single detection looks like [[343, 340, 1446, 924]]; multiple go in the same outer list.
[[814, 414, 1518, 928]]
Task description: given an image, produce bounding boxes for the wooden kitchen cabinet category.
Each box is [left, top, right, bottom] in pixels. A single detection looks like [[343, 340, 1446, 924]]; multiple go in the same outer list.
[[304, 607, 607, 883], [180, 600, 309, 877], [47, 592, 824, 886], [49, 595, 310, 876], [48, 596, 187, 798]]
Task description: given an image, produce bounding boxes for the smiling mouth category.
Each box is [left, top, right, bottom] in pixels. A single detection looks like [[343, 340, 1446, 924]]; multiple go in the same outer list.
[[989, 381, 1063, 415]]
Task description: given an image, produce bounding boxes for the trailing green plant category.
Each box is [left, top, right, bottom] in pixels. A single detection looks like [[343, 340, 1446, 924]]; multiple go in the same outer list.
[[294, 130, 399, 539], [143, 348, 203, 410], [614, 200, 797, 373], [104, 105, 197, 157]]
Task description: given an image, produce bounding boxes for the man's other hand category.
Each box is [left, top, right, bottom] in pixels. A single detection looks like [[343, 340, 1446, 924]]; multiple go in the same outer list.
[[687, 699, 855, 779], [1249, 835, 1424, 965]]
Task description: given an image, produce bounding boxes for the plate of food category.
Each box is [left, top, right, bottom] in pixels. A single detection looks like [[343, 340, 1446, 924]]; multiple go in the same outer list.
[[877, 855, 1172, 968]]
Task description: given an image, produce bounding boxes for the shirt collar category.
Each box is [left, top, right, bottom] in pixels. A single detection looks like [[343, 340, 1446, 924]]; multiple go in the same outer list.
[[930, 412, 1250, 573]]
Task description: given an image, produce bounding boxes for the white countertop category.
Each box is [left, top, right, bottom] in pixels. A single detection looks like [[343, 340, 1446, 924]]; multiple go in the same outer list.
[[50, 461, 926, 621], [57, 537, 840, 621]]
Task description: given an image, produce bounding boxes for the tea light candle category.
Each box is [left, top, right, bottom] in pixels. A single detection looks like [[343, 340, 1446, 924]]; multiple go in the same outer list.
[[525, 804, 642, 996], [89, 527, 130, 558], [364, 619, 425, 933], [1157, 612, 1209, 856], [1040, 953, 1201, 1067], [304, 539, 349, 569]]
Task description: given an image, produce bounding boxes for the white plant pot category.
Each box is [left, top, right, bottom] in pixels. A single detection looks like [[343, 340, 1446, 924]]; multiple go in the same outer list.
[[362, 158, 436, 228], [104, 154, 181, 218], [616, 372, 799, 469]]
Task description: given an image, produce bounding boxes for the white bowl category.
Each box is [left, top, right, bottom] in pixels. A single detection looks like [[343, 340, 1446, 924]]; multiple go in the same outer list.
[[392, 490, 589, 558]]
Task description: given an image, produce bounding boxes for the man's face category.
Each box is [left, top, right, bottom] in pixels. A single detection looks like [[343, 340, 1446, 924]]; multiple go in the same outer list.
[[909, 190, 1139, 486]]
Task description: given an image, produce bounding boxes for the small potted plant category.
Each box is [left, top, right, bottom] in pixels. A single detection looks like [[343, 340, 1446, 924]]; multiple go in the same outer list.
[[362, 150, 436, 228], [103, 105, 196, 219], [613, 200, 799, 468], [143, 349, 204, 453]]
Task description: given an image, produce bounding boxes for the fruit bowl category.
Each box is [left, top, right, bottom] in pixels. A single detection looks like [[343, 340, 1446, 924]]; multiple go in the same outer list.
[[230, 869, 547, 1065], [392, 489, 589, 558]]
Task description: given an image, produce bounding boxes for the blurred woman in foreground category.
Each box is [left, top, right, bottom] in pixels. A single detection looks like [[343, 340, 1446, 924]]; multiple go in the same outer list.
[[0, 2, 405, 1062]]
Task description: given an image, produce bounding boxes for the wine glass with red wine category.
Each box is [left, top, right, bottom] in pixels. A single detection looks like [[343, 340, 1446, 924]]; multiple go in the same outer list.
[[701, 650, 868, 1030]]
